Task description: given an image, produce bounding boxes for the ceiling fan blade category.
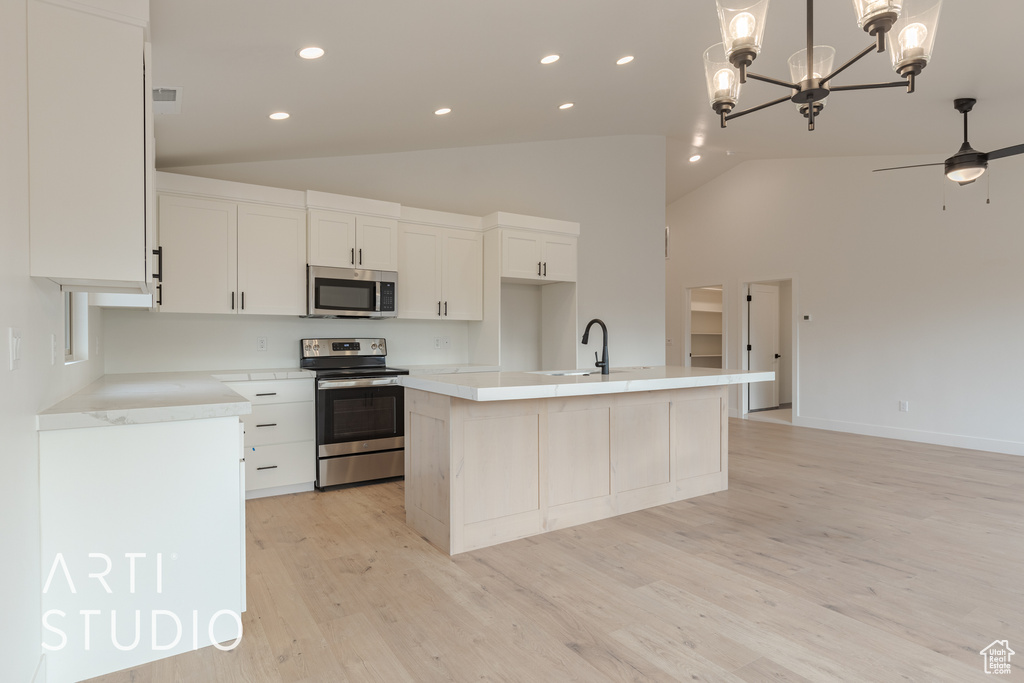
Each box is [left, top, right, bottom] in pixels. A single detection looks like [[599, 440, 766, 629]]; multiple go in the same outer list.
[[872, 163, 944, 172], [986, 143, 1024, 160]]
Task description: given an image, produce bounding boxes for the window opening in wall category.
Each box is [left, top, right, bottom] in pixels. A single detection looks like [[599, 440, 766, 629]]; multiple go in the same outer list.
[[64, 290, 74, 362]]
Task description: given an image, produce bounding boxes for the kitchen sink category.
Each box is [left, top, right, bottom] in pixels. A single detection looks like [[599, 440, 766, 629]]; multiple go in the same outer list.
[[531, 370, 591, 377]]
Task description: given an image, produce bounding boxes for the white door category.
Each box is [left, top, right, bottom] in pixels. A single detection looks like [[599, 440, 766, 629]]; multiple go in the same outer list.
[[501, 229, 543, 280], [748, 283, 780, 411], [541, 235, 577, 282], [397, 223, 442, 319], [355, 216, 399, 271], [237, 203, 307, 316], [442, 229, 483, 320], [307, 209, 356, 268], [158, 195, 237, 314]]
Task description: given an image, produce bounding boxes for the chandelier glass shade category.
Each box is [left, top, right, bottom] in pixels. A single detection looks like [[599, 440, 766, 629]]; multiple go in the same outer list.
[[705, 0, 942, 130]]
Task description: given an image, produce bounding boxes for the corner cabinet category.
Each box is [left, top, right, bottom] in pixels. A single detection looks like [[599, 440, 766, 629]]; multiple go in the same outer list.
[[398, 223, 483, 320], [501, 229, 577, 283], [157, 194, 306, 316], [27, 0, 153, 293]]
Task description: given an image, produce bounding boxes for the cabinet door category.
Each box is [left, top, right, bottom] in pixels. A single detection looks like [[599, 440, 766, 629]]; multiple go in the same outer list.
[[398, 224, 443, 319], [308, 209, 356, 268], [501, 230, 543, 280], [442, 229, 483, 320], [542, 234, 577, 282], [356, 216, 399, 271], [28, 1, 146, 287], [158, 195, 237, 314], [237, 203, 307, 316]]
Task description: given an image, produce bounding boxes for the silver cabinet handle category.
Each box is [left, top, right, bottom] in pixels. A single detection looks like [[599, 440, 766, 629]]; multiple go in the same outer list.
[[318, 377, 401, 389]]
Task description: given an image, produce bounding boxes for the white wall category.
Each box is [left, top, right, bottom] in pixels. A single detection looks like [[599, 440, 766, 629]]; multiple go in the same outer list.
[[145, 135, 666, 372], [499, 284, 542, 372], [667, 156, 1024, 455], [0, 2, 107, 678]]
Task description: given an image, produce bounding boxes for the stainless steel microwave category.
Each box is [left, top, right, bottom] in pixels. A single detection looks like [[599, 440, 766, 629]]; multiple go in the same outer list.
[[306, 266, 398, 318]]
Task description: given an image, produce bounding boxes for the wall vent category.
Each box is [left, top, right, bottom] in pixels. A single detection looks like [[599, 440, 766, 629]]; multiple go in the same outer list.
[[152, 87, 182, 115]]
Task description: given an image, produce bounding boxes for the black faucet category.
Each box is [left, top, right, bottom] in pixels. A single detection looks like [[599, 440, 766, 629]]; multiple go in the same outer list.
[[582, 318, 609, 375]]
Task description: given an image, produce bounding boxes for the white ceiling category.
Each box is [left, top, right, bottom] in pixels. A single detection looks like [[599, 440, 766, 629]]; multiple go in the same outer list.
[[150, 0, 1024, 204]]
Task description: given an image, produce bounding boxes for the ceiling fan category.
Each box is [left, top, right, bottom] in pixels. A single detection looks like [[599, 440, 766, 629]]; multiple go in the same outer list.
[[874, 98, 1024, 185]]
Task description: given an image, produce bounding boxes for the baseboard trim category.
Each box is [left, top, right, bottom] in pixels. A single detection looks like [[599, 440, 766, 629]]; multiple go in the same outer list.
[[245, 481, 314, 500], [792, 416, 1024, 456]]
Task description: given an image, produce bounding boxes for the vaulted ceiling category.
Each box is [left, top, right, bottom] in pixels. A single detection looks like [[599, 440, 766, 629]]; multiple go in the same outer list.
[[150, 0, 1024, 203]]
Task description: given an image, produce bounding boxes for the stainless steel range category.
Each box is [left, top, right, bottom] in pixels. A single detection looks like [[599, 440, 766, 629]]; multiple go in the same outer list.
[[300, 338, 408, 488]]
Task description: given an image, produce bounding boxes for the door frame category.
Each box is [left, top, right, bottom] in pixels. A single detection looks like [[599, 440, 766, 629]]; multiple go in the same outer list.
[[682, 282, 729, 369], [737, 275, 799, 421]]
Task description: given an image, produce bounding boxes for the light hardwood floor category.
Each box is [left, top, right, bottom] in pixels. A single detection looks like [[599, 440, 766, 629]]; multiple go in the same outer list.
[[89, 419, 1024, 682]]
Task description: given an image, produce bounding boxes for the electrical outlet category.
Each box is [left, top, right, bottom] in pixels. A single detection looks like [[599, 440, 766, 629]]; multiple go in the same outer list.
[[256, 336, 268, 352], [899, 400, 910, 412], [442, 336, 451, 349], [433, 337, 441, 349]]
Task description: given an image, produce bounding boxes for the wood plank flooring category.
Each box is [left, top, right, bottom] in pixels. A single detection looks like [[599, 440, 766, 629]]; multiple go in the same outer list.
[[88, 419, 1024, 682]]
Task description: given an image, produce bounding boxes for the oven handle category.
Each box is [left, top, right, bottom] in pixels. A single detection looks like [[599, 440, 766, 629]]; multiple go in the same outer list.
[[317, 377, 403, 390]]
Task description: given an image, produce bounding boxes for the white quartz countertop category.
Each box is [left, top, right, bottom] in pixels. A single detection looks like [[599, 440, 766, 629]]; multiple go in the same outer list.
[[403, 363, 502, 375], [400, 366, 775, 401], [37, 368, 313, 431]]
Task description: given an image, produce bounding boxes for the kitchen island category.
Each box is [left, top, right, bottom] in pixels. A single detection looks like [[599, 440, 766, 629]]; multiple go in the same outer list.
[[401, 366, 773, 554]]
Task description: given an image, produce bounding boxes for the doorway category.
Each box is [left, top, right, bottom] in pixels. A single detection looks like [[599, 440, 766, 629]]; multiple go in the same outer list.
[[743, 279, 794, 424], [686, 286, 723, 369]]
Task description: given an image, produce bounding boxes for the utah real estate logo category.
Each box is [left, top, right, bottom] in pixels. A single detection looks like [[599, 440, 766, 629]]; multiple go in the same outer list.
[[980, 640, 1014, 675]]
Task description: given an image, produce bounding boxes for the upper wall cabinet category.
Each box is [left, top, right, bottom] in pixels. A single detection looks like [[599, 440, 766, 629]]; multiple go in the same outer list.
[[157, 194, 306, 316], [501, 229, 577, 283], [398, 223, 483, 320], [28, 0, 153, 293], [307, 210, 398, 272]]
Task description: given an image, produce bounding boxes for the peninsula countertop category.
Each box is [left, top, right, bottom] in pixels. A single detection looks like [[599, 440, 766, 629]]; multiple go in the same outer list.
[[37, 368, 314, 431], [400, 365, 774, 402]]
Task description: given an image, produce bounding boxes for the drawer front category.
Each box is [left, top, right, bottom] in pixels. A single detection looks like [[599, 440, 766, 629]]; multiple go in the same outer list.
[[228, 379, 313, 405], [245, 441, 315, 491], [242, 402, 314, 446]]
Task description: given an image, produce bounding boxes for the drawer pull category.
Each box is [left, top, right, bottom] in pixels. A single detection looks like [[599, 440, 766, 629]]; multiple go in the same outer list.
[[255, 423, 277, 428], [255, 392, 277, 397], [256, 465, 278, 471]]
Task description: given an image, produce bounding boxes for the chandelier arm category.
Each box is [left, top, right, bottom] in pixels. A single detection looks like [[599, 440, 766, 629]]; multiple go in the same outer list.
[[820, 43, 876, 87], [724, 94, 794, 122], [829, 81, 907, 92], [745, 72, 800, 90]]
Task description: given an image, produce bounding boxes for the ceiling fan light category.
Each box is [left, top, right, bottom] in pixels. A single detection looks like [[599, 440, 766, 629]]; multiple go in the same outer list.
[[945, 165, 986, 184], [703, 43, 741, 110], [887, 0, 942, 74], [716, 0, 770, 67]]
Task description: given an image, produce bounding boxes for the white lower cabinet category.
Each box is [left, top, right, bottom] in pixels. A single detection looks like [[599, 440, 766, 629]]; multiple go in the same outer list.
[[398, 223, 483, 320], [39, 417, 245, 683], [227, 378, 315, 497]]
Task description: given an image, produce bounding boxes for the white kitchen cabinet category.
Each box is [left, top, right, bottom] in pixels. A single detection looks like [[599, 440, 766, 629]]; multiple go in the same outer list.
[[308, 209, 398, 271], [27, 0, 153, 293], [228, 378, 315, 497], [39, 417, 245, 683], [398, 223, 483, 320], [157, 194, 306, 315], [501, 229, 577, 283]]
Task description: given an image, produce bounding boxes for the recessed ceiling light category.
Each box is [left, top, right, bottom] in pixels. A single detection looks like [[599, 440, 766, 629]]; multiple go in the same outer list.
[[434, 108, 452, 116], [689, 154, 701, 162], [297, 47, 325, 60], [540, 54, 560, 65], [269, 112, 290, 120], [558, 102, 574, 110], [616, 56, 635, 65]]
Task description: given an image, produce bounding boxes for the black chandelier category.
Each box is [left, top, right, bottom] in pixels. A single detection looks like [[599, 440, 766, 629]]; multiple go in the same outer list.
[[704, 0, 943, 130]]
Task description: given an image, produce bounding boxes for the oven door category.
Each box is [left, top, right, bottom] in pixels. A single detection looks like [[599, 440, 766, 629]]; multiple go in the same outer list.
[[316, 377, 405, 486]]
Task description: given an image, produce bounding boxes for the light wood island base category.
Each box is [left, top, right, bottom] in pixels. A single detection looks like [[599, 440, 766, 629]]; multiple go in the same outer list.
[[405, 385, 729, 554]]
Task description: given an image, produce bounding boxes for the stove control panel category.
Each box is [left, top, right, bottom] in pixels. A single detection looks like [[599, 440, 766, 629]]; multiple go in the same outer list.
[[301, 338, 386, 358]]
